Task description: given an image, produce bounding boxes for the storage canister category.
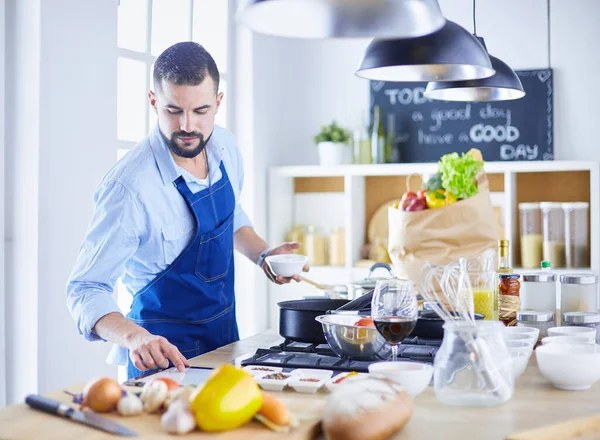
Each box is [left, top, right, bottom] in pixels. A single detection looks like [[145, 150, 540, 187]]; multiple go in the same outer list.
[[519, 203, 543, 269], [517, 310, 555, 339], [540, 202, 566, 268], [520, 273, 557, 313], [560, 274, 599, 314], [562, 312, 600, 343], [563, 202, 590, 269]]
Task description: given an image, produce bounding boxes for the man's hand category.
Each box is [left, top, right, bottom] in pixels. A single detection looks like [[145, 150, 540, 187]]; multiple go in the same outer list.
[[125, 332, 191, 372], [262, 242, 310, 285]]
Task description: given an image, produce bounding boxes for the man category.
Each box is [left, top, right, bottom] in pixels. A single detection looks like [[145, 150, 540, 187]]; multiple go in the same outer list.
[[66, 42, 307, 379]]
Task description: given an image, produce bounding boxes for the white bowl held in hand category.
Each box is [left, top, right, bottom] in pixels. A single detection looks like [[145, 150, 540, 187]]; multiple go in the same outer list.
[[541, 335, 593, 345], [265, 254, 308, 277], [535, 343, 600, 390], [547, 326, 596, 343], [368, 361, 433, 397]]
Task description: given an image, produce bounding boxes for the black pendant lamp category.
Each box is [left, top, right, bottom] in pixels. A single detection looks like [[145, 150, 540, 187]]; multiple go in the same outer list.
[[355, 20, 494, 82], [236, 0, 446, 39], [424, 1, 525, 101]]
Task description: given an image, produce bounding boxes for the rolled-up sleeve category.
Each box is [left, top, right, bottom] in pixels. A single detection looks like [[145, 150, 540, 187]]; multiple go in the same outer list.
[[232, 139, 253, 232], [66, 180, 143, 342]]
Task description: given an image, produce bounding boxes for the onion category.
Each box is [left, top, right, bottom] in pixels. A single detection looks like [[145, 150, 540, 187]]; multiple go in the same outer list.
[[81, 377, 123, 413]]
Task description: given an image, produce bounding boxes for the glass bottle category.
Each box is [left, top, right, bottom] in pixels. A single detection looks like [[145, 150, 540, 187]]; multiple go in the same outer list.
[[495, 240, 513, 323], [355, 113, 372, 164], [385, 113, 396, 163], [371, 105, 385, 164]]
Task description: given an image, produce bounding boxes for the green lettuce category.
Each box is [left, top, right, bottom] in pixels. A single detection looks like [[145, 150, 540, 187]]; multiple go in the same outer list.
[[438, 152, 484, 199]]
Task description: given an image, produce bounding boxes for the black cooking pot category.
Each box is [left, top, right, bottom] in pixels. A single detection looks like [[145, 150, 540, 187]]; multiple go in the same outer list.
[[413, 310, 486, 339], [277, 292, 375, 344]]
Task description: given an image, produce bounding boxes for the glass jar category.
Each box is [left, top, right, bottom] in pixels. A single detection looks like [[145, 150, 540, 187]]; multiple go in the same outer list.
[[520, 273, 557, 313], [285, 224, 305, 254], [328, 227, 345, 266], [499, 274, 521, 326], [560, 274, 598, 314], [540, 202, 566, 268], [517, 310, 555, 339], [519, 203, 543, 269], [434, 321, 514, 407], [563, 202, 590, 268], [562, 312, 600, 343], [304, 226, 327, 266]]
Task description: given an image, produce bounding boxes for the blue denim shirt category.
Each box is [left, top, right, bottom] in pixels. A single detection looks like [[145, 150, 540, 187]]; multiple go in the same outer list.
[[66, 125, 252, 342]]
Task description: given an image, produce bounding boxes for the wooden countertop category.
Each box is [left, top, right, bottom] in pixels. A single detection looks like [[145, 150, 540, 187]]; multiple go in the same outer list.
[[1, 330, 600, 439]]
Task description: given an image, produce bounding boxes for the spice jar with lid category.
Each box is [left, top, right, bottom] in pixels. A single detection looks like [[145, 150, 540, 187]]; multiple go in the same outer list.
[[560, 274, 598, 314], [562, 312, 600, 343], [517, 310, 555, 339], [520, 273, 557, 313], [499, 274, 521, 326]]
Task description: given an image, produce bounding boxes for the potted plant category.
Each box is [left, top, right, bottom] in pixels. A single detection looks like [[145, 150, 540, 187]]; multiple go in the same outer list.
[[313, 121, 350, 166]]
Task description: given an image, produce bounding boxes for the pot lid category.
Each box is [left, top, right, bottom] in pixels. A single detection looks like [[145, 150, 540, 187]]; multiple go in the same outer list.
[[349, 263, 394, 288]]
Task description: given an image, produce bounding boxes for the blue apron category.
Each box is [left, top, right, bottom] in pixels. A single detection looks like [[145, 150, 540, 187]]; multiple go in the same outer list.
[[125, 161, 239, 379]]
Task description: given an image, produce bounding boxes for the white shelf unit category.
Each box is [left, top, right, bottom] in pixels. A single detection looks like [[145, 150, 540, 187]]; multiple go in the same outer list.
[[266, 161, 600, 327]]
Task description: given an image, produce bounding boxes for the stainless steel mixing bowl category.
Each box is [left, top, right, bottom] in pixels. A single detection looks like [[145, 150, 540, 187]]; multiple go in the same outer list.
[[315, 314, 392, 361]]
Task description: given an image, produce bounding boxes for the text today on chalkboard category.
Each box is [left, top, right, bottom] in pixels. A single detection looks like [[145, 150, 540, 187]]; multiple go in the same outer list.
[[370, 69, 553, 163]]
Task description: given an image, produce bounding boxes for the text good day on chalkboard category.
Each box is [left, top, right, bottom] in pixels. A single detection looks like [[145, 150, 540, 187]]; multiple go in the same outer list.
[[370, 69, 553, 163]]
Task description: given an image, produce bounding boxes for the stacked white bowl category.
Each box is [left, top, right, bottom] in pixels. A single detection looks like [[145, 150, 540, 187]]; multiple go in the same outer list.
[[502, 326, 539, 379], [534, 326, 600, 390]]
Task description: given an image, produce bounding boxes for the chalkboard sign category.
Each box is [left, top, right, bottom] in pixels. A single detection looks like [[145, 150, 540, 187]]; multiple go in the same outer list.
[[370, 69, 553, 162]]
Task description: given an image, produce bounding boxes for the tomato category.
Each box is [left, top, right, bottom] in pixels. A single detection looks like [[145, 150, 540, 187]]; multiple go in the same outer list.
[[354, 318, 375, 328], [153, 377, 181, 391]]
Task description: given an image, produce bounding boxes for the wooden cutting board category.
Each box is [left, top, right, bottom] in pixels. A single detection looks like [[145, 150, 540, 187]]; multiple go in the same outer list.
[[0, 385, 327, 440]]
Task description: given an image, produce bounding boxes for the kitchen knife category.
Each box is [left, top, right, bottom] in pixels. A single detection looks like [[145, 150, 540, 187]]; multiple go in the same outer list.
[[25, 394, 139, 437]]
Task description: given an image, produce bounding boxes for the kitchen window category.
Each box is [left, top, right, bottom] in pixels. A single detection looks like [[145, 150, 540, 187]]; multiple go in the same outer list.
[[115, 0, 234, 378], [117, 0, 232, 155]]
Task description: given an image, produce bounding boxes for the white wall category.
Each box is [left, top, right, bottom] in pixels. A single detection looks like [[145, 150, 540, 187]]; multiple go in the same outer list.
[[0, 0, 6, 408], [4, 0, 119, 404], [5, 0, 41, 406]]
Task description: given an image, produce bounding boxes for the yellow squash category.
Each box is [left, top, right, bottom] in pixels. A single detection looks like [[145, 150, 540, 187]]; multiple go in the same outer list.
[[191, 364, 263, 432]]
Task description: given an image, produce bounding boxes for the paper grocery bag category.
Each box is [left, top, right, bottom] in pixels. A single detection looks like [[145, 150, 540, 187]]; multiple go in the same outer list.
[[388, 177, 499, 284]]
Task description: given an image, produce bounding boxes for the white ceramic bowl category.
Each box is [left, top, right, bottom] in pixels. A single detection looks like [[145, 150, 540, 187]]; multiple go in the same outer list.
[[541, 335, 593, 346], [255, 371, 292, 391], [505, 340, 533, 378], [547, 326, 596, 343], [504, 326, 540, 343], [265, 254, 308, 277], [503, 332, 536, 347], [368, 361, 433, 397], [535, 343, 600, 390]]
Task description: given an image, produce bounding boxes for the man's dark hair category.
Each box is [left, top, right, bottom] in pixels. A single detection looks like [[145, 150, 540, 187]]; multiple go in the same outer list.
[[153, 42, 219, 94]]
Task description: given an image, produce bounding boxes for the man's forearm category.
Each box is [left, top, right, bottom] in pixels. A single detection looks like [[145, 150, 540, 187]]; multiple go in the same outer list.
[[93, 312, 149, 349], [234, 226, 269, 264]]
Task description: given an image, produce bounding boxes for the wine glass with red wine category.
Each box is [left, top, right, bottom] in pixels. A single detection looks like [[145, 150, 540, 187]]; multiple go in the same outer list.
[[371, 279, 418, 362]]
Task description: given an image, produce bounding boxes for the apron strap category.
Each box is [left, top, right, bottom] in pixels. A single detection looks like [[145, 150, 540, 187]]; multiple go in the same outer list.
[[174, 176, 194, 201]]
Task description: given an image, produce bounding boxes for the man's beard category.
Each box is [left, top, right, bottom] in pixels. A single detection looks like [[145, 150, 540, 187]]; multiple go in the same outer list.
[[160, 128, 209, 159]]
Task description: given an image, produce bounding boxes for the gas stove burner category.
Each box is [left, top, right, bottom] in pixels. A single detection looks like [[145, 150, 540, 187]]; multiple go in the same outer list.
[[271, 340, 335, 355], [242, 336, 442, 373]]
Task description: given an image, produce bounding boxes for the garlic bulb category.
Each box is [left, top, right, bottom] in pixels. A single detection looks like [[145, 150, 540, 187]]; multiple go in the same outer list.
[[117, 393, 143, 417], [164, 386, 194, 409], [140, 380, 168, 413], [161, 405, 196, 435]]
